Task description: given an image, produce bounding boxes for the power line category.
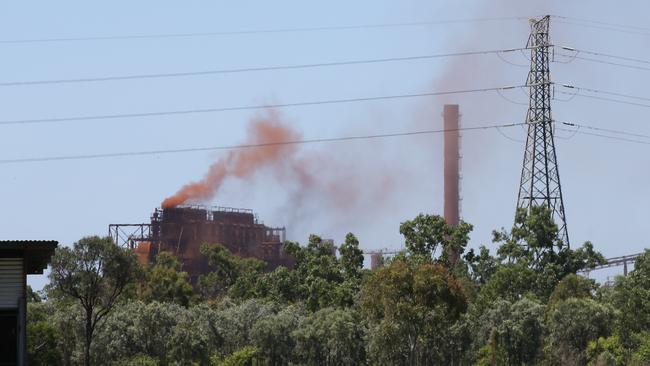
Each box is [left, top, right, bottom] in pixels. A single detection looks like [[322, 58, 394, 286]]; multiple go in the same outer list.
[[0, 16, 530, 45], [559, 46, 650, 65], [0, 122, 525, 164], [552, 18, 650, 37], [555, 124, 581, 140], [0, 47, 529, 87], [559, 121, 650, 140], [557, 127, 650, 146], [555, 52, 650, 72], [494, 126, 524, 142], [559, 84, 650, 102], [0, 85, 524, 126], [551, 15, 650, 33], [3, 119, 647, 163], [556, 90, 650, 108]]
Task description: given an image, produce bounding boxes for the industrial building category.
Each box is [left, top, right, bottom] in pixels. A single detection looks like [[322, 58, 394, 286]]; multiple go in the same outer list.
[[109, 205, 293, 282], [0, 240, 57, 366]]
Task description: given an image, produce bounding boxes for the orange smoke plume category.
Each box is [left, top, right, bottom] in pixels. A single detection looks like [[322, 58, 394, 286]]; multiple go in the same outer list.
[[161, 110, 301, 208]]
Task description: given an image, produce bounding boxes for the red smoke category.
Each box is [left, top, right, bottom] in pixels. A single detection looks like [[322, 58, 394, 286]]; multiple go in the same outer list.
[[161, 110, 302, 208], [160, 108, 399, 241]]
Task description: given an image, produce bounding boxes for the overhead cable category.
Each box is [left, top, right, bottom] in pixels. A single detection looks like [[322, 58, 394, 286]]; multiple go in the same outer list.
[[556, 91, 650, 108], [559, 46, 650, 65], [4, 120, 648, 164], [0, 16, 530, 45], [0, 122, 525, 164], [0, 48, 530, 87], [555, 52, 650, 72], [0, 85, 524, 126], [551, 15, 650, 34], [552, 18, 650, 37], [559, 84, 650, 102], [559, 121, 650, 140], [557, 127, 650, 146]]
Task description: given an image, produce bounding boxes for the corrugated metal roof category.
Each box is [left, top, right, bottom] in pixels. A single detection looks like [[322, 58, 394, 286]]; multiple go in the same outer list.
[[0, 240, 58, 246], [0, 240, 58, 274]]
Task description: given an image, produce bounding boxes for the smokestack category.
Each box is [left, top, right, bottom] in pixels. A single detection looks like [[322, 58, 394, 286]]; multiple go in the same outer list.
[[443, 104, 461, 264], [370, 253, 383, 270], [443, 104, 460, 228]]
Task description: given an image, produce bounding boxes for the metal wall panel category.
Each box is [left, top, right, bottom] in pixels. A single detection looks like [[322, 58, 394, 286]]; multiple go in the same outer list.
[[0, 258, 23, 309]]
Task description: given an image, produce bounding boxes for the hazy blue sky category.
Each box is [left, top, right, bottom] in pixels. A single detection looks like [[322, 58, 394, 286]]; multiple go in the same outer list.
[[1, 1, 648, 289]]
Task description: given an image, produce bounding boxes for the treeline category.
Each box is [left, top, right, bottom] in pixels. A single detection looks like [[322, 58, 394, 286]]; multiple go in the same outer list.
[[28, 206, 650, 365]]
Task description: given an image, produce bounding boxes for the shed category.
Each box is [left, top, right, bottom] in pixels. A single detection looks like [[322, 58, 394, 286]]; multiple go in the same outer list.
[[0, 240, 57, 366]]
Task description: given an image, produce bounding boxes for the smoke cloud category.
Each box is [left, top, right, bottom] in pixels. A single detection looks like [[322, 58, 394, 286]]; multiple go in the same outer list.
[[160, 108, 399, 243], [161, 110, 304, 208]]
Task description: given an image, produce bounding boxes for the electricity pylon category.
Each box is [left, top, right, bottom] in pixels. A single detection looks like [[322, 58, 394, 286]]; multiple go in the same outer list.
[[516, 15, 570, 246]]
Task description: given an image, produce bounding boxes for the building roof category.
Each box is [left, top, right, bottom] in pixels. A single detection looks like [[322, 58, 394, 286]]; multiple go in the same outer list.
[[0, 240, 58, 274]]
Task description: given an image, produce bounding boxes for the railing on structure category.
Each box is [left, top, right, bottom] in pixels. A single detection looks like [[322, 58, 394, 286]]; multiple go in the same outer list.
[[158, 205, 260, 224], [175, 204, 254, 215], [108, 223, 152, 249], [580, 252, 644, 276], [362, 249, 402, 256]]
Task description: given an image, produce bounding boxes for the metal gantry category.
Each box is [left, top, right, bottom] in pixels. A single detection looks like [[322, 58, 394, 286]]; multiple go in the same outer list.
[[108, 223, 151, 249], [580, 252, 644, 277], [517, 15, 570, 246]]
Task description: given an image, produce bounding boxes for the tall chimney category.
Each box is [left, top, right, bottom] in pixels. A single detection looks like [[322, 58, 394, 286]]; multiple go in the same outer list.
[[443, 104, 460, 228]]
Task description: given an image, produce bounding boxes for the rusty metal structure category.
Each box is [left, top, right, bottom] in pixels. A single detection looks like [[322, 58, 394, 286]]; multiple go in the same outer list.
[[109, 205, 292, 282], [443, 104, 461, 229], [443, 104, 462, 264], [364, 249, 401, 270]]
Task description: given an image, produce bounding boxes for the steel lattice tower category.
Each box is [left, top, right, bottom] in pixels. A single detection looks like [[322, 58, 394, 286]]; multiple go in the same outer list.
[[517, 15, 570, 246]]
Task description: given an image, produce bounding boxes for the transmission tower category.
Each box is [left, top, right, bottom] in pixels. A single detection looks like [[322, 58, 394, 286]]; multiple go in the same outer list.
[[516, 15, 570, 246]]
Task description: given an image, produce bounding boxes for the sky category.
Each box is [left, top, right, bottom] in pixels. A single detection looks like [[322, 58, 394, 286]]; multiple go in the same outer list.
[[0, 1, 648, 289]]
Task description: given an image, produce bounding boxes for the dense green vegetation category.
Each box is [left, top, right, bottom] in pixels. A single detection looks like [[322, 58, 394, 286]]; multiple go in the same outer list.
[[28, 206, 650, 365]]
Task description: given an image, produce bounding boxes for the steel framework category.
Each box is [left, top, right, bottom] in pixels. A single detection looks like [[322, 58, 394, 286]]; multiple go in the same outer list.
[[517, 15, 570, 246], [108, 223, 151, 249], [580, 252, 643, 277]]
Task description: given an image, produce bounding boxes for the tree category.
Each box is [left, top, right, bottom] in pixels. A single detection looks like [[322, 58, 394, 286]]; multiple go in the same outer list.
[[255, 266, 301, 304], [494, 206, 605, 299], [292, 307, 366, 366], [475, 332, 508, 366], [586, 335, 627, 366], [48, 236, 140, 366], [362, 258, 467, 365], [251, 305, 303, 366], [607, 250, 650, 345], [215, 299, 277, 357], [546, 298, 615, 365], [480, 264, 536, 303], [463, 245, 499, 285], [228, 257, 267, 300], [49, 300, 85, 365], [27, 302, 63, 366], [631, 332, 650, 364], [92, 301, 186, 364], [399, 214, 473, 265], [141, 252, 194, 307], [198, 243, 265, 300], [547, 273, 597, 309], [166, 304, 214, 365], [472, 298, 545, 365], [339, 233, 364, 279], [282, 235, 347, 311], [119, 355, 159, 366], [27, 285, 42, 303], [212, 346, 259, 366]]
